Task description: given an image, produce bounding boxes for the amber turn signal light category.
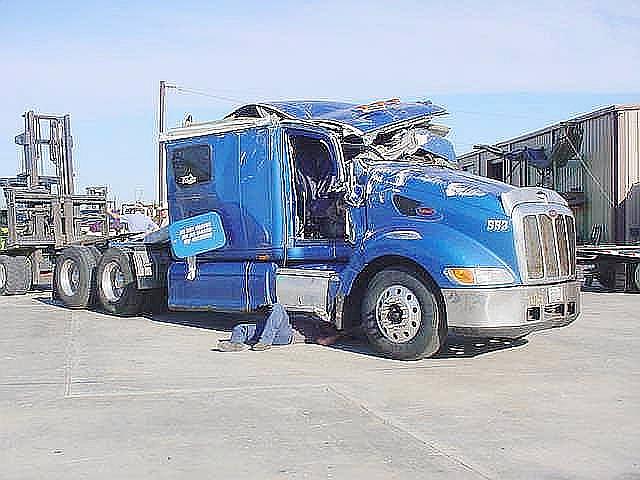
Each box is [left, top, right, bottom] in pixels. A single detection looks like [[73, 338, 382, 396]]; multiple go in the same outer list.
[[446, 268, 475, 284]]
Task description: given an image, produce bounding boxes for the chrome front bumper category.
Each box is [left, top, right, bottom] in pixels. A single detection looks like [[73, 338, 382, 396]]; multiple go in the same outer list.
[[442, 281, 581, 339]]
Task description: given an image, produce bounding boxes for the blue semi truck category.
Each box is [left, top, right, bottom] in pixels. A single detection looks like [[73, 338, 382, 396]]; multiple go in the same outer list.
[[52, 99, 580, 359]]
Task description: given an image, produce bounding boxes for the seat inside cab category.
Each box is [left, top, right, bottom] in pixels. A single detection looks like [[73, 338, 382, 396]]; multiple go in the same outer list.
[[287, 133, 346, 241]]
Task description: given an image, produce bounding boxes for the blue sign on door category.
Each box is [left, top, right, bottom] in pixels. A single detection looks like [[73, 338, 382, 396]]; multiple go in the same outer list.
[[169, 211, 226, 259]]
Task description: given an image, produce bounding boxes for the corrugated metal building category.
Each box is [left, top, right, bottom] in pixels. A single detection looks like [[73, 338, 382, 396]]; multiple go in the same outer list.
[[457, 105, 640, 244]]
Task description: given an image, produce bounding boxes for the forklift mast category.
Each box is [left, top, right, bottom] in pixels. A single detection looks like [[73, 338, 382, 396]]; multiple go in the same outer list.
[[10, 111, 74, 194], [0, 111, 109, 251]]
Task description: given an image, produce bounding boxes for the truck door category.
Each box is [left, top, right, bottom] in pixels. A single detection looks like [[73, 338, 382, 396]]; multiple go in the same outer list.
[[167, 127, 285, 258], [165, 126, 286, 311], [284, 127, 350, 263]]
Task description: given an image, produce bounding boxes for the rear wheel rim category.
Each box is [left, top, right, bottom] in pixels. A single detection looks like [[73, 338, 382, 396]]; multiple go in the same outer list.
[[102, 261, 125, 303], [0, 263, 6, 291], [375, 284, 423, 343], [59, 259, 80, 297]]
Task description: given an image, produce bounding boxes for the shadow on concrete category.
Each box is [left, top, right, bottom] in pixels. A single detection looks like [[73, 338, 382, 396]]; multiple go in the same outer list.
[[34, 296, 64, 307], [579, 276, 610, 293], [326, 334, 527, 360], [580, 282, 639, 294], [144, 310, 255, 332], [435, 335, 528, 358], [137, 307, 528, 360], [580, 286, 616, 293], [34, 295, 256, 333], [34, 295, 526, 360], [32, 284, 52, 292]]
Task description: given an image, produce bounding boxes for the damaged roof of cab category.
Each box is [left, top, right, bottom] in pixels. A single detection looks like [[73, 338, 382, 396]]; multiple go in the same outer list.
[[227, 99, 447, 134]]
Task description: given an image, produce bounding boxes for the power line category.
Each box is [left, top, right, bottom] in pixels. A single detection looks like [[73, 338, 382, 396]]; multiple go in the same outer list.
[[167, 84, 544, 121], [170, 85, 246, 104]]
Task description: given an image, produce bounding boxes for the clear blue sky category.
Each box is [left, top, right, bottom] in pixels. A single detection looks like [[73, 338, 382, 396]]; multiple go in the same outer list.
[[1, 0, 639, 205]]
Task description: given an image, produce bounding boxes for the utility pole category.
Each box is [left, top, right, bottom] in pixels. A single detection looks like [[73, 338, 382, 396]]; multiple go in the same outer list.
[[157, 81, 175, 208]]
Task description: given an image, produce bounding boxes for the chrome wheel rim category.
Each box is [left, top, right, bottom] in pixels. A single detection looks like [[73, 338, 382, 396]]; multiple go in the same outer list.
[[375, 284, 422, 343], [102, 261, 125, 303], [0, 263, 6, 291], [59, 259, 80, 297]]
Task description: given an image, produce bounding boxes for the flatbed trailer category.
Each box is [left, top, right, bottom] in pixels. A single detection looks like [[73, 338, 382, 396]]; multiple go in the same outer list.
[[577, 245, 640, 292]]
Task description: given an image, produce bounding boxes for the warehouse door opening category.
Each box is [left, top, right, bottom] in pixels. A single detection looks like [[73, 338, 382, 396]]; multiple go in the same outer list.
[[487, 160, 504, 182]]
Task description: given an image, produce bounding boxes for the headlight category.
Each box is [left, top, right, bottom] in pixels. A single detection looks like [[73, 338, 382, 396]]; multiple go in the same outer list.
[[444, 267, 515, 286]]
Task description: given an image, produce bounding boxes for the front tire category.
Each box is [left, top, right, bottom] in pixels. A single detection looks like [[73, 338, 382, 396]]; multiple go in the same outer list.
[[96, 248, 144, 316], [362, 266, 446, 360]]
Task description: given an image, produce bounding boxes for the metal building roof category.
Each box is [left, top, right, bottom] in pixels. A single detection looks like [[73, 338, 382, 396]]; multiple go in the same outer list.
[[458, 104, 640, 159]]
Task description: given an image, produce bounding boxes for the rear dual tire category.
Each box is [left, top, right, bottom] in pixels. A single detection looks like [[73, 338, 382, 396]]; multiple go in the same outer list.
[[53, 246, 148, 316], [0, 255, 29, 296], [96, 248, 144, 317], [54, 247, 98, 308]]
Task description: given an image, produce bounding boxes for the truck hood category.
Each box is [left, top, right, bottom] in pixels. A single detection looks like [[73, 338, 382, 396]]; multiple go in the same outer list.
[[366, 162, 515, 215]]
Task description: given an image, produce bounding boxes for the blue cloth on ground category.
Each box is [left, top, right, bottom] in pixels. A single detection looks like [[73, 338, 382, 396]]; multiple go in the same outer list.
[[229, 304, 293, 346]]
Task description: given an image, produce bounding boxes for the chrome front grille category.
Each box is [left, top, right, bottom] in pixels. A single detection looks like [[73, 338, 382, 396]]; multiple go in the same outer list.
[[518, 209, 576, 283], [523, 215, 544, 279]]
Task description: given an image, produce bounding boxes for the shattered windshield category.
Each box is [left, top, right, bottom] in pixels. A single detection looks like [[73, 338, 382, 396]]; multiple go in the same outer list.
[[362, 128, 458, 169]]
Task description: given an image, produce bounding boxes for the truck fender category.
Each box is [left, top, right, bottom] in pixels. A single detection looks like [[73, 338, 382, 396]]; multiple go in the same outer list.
[[341, 223, 519, 296]]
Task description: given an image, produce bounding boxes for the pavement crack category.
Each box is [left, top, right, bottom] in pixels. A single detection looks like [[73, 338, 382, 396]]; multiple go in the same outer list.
[[66, 383, 330, 399], [326, 385, 494, 480], [63, 311, 78, 398]]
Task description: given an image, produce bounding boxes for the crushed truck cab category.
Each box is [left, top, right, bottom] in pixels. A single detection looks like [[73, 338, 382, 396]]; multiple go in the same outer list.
[[148, 99, 580, 359]]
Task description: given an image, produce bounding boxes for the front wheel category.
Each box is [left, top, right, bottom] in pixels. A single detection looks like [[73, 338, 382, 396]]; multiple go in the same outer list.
[[362, 266, 447, 360]]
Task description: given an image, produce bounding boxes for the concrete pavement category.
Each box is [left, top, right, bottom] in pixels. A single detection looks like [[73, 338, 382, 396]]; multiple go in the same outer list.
[[0, 292, 638, 479]]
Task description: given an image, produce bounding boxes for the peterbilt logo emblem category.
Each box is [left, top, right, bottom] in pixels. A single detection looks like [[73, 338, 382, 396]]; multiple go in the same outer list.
[[179, 173, 197, 185], [548, 209, 559, 218], [536, 190, 547, 201]]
